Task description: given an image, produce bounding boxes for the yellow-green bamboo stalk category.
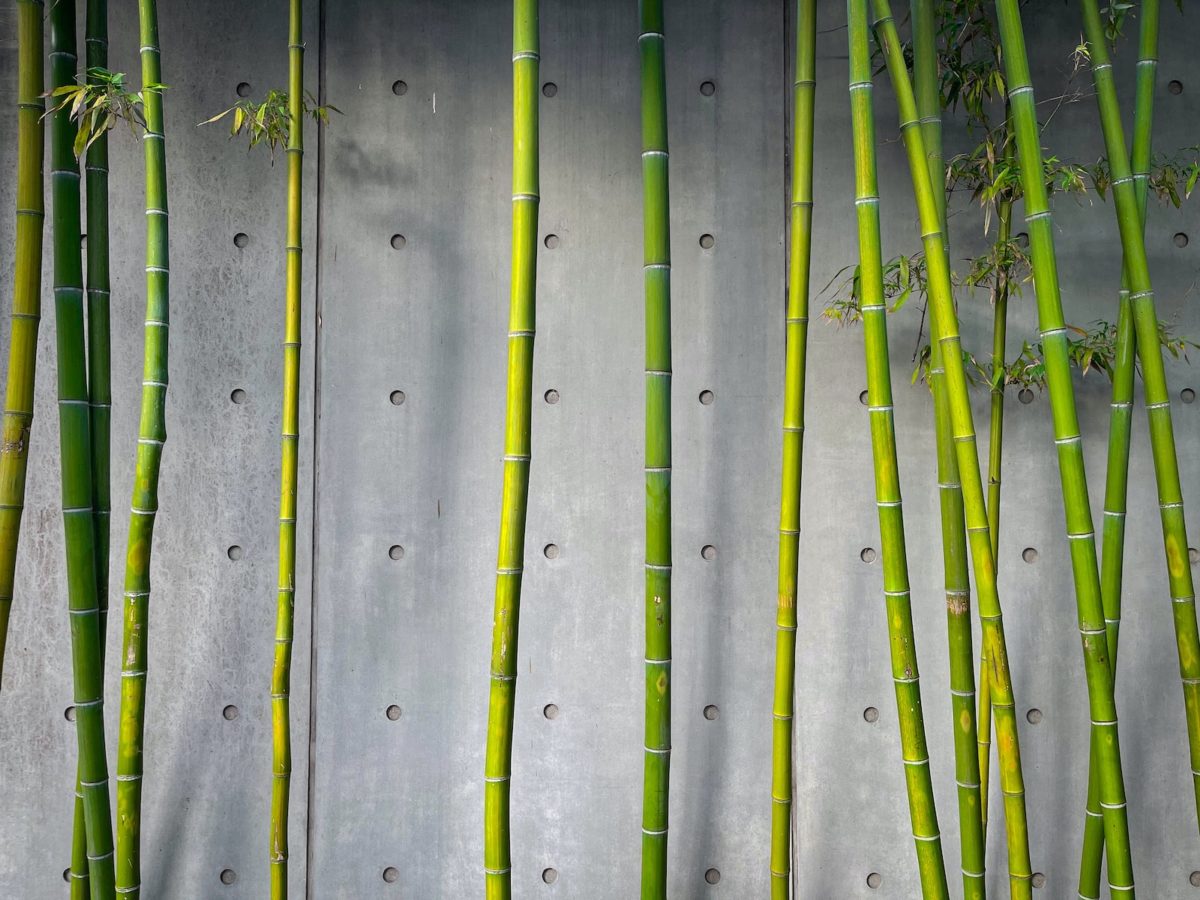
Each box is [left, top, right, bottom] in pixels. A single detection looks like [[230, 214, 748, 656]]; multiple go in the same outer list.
[[847, 2, 949, 894], [483, 4, 538, 898], [769, 1, 816, 895], [268, 3, 304, 896], [869, 4, 1035, 895], [114, 0, 170, 895], [0, 0, 46, 688], [911, 2, 986, 893], [990, 0, 1137, 895]]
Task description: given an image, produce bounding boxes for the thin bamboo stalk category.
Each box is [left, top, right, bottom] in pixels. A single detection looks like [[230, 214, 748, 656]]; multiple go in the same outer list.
[[638, 3, 671, 896], [991, 0, 1137, 895], [911, 3, 986, 893], [1078, 3, 1156, 894], [847, 3, 949, 894], [483, 4, 539, 897], [869, 4, 1035, 895], [50, 0, 116, 896], [769, 1, 816, 895], [0, 0, 46, 687], [114, 0, 170, 895], [268, 3, 303, 896]]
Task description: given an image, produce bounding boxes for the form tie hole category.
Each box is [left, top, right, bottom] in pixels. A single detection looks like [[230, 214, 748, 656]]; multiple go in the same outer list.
[[1189, 547, 1199, 565], [699, 389, 715, 405], [859, 389, 869, 406], [227, 545, 243, 561], [860, 547, 877, 564], [390, 390, 406, 406], [699, 80, 717, 96], [62, 869, 70, 883], [543, 543, 560, 560], [1022, 547, 1039, 564], [1175, 232, 1190, 248], [542, 82, 558, 98], [391, 80, 408, 96], [222, 705, 239, 721], [390, 234, 407, 250], [543, 703, 559, 720], [233, 232, 249, 249], [1190, 870, 1200, 887], [1169, 79, 1184, 95], [704, 868, 721, 885], [236, 82, 252, 98], [1032, 873, 1046, 889], [1018, 388, 1035, 404], [867, 873, 882, 889], [701, 544, 717, 561], [703, 704, 719, 721], [388, 545, 405, 561], [386, 705, 402, 721], [863, 706, 879, 723], [383, 866, 400, 883], [544, 234, 560, 249], [699, 233, 715, 250], [230, 388, 246, 404], [64, 706, 76, 722], [220, 869, 237, 886], [1026, 708, 1043, 725], [544, 389, 560, 405], [1182, 388, 1196, 404]]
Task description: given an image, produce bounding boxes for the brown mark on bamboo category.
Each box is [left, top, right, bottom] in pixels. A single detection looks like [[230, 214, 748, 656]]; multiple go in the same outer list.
[[654, 594, 664, 626], [959, 707, 972, 734], [946, 593, 968, 616], [656, 671, 668, 695], [779, 591, 795, 611]]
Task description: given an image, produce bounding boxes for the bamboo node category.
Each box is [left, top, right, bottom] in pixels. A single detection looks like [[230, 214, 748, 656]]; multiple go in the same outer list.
[[85, 850, 114, 862], [912, 833, 941, 843], [854, 195, 879, 206], [1066, 531, 1093, 540], [1008, 85, 1033, 97], [1145, 400, 1170, 409], [1111, 175, 1134, 186]]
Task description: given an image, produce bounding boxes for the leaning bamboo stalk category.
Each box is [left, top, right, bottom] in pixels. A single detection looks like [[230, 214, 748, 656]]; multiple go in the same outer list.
[[769, 1, 816, 895], [0, 0, 46, 687], [847, 3, 949, 894], [1077, 2, 1156, 893], [114, 0, 170, 895], [869, 4, 1036, 895], [638, 3, 672, 896], [910, 2, 986, 892], [990, 0, 1137, 895], [483, 4, 539, 897], [50, 0, 116, 896], [268, 3, 304, 896]]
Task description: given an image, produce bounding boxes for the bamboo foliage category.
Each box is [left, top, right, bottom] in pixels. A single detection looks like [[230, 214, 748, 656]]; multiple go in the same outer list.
[[910, 3, 986, 893], [0, 0, 45, 687], [868, 4, 1036, 895], [114, 0, 170, 895], [269, 2, 304, 896], [989, 0, 1138, 895], [50, 0, 117, 896], [769, 1, 815, 895], [483, 4, 538, 897], [638, 2, 672, 897], [847, 2, 949, 894], [1076, 0, 1200, 866]]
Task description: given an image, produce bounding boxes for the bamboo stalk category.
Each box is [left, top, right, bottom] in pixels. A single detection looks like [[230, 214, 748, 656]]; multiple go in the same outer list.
[[990, 1, 1138, 895], [483, 4, 538, 897], [910, 3, 986, 894], [0, 0, 46, 687], [114, 0, 170, 895], [1078, 2, 1156, 894], [638, 3, 672, 897], [769, 1, 816, 895], [847, 3, 949, 894], [50, 0, 116, 896], [268, 3, 304, 896], [869, 4, 1036, 895]]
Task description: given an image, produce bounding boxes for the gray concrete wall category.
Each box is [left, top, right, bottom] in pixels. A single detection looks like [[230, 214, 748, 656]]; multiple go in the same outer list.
[[0, 0, 1197, 897]]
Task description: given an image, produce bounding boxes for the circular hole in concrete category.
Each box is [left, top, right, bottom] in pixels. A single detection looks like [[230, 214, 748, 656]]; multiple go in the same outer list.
[[236, 82, 252, 98], [699, 233, 715, 250], [230, 388, 247, 404], [62, 869, 70, 883], [386, 705, 402, 721], [388, 545, 405, 561], [220, 869, 237, 886], [543, 543, 560, 560], [1169, 79, 1184, 95], [390, 234, 407, 250], [542, 82, 558, 98], [542, 868, 558, 884], [222, 705, 239, 721], [859, 389, 870, 406], [544, 233, 560, 249], [1016, 231, 1029, 247], [64, 706, 76, 722], [1026, 708, 1043, 725], [863, 706, 879, 723], [701, 544, 717, 561], [1189, 547, 1199, 565], [699, 80, 716, 96], [227, 545, 243, 561], [391, 80, 408, 96], [543, 703, 559, 720], [390, 390, 406, 406], [233, 232, 249, 249], [1018, 388, 1035, 404], [703, 704, 719, 721], [705, 868, 721, 885], [1032, 872, 1046, 889], [699, 389, 715, 406], [544, 389, 560, 405], [1022, 547, 1039, 564], [1175, 232, 1190, 249], [383, 866, 400, 884], [1182, 388, 1196, 404], [867, 872, 882, 889], [1191, 869, 1200, 887], [860, 547, 877, 564]]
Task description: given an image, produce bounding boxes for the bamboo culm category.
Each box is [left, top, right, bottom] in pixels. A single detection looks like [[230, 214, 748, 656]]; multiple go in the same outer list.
[[0, 0, 46, 687], [769, 1, 815, 895], [847, 2, 949, 894], [1078, 1, 1156, 893], [114, 0, 170, 895], [483, 4, 538, 898], [638, 3, 672, 897], [869, 4, 1036, 895], [268, 3, 303, 896], [910, 1, 986, 893], [50, 0, 117, 896], [990, 0, 1138, 895]]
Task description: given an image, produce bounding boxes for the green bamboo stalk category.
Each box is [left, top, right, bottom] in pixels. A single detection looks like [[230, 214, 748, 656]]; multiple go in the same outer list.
[[1078, 3, 1156, 894], [114, 0, 170, 895], [0, 0, 46, 687], [847, 3, 949, 894], [268, 3, 303, 896], [869, 5, 1036, 896], [50, 0, 116, 896], [483, 4, 538, 897], [769, 1, 815, 895], [638, 4, 671, 897], [911, 3, 986, 894], [992, 1, 1137, 895]]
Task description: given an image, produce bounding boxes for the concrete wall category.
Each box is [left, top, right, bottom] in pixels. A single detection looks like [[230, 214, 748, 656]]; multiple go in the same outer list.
[[0, 0, 1197, 896]]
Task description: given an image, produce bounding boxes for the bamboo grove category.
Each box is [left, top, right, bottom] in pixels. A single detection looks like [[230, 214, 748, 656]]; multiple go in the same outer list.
[[1, 0, 1200, 896]]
